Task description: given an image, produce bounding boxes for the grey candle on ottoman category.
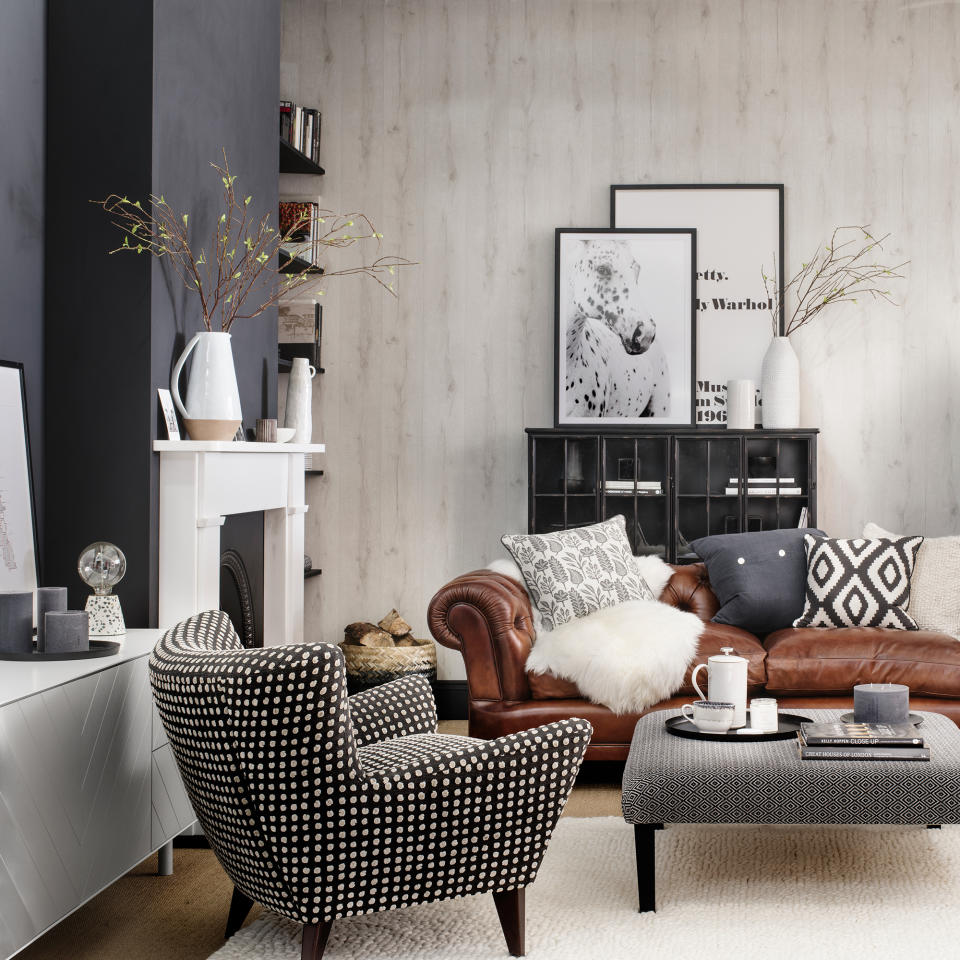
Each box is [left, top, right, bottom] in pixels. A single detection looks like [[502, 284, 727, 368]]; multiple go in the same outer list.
[[854, 683, 910, 724], [0, 591, 34, 653], [45, 611, 90, 653], [36, 586, 68, 652]]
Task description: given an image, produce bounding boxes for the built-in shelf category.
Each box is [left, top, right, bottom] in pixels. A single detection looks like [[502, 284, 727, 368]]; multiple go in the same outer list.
[[279, 137, 325, 175], [304, 568, 322, 579], [278, 250, 324, 276]]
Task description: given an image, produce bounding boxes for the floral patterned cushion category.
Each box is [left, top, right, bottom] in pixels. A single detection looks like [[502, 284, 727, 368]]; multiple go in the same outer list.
[[500, 515, 654, 632]]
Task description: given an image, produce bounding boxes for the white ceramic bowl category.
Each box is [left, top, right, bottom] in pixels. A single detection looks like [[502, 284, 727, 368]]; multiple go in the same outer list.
[[276, 427, 296, 443]]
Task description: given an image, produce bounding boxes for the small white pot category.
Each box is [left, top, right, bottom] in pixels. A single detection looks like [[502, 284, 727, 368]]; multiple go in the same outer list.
[[171, 331, 243, 441], [760, 336, 800, 429]]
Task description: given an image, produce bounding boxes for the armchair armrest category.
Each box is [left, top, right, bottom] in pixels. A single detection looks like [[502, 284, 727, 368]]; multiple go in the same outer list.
[[348, 675, 437, 747], [428, 570, 535, 702]]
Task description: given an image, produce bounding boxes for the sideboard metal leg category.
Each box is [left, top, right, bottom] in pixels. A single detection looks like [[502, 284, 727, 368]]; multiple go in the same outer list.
[[158, 840, 174, 876], [634, 823, 660, 912]]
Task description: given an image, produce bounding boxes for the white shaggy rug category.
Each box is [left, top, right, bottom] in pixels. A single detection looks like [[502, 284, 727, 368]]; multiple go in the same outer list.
[[208, 817, 960, 960]]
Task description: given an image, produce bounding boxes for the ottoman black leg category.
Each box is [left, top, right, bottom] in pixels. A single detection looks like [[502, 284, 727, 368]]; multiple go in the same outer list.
[[634, 823, 661, 912]]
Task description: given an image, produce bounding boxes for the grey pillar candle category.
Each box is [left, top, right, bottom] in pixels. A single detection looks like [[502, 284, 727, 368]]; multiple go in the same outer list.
[[36, 587, 68, 652], [0, 591, 34, 653], [45, 611, 89, 653], [853, 683, 910, 724]]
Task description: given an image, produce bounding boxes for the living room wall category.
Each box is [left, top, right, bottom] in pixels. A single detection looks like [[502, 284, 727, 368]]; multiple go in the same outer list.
[[282, 0, 960, 679]]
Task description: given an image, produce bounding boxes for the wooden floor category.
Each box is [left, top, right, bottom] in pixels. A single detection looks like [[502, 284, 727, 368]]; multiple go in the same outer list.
[[18, 721, 623, 960]]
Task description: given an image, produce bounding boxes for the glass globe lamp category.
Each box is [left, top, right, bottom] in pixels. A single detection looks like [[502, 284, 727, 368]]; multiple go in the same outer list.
[[78, 542, 127, 637]]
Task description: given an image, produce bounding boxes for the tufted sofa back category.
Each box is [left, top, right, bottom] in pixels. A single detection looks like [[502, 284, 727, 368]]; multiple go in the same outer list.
[[149, 611, 362, 918], [657, 562, 720, 620]]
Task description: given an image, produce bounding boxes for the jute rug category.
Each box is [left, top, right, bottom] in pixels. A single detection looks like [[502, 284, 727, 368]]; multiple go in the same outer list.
[[209, 817, 958, 960]]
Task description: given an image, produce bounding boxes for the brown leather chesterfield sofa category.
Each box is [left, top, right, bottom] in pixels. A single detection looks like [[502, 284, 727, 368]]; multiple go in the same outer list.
[[428, 563, 960, 762]]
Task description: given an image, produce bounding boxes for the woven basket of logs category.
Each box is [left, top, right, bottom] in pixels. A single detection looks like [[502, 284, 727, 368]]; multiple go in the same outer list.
[[340, 608, 437, 693]]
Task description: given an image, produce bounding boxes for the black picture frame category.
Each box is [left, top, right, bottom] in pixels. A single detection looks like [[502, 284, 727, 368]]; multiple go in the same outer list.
[[0, 359, 41, 593], [554, 227, 697, 429], [610, 184, 784, 426]]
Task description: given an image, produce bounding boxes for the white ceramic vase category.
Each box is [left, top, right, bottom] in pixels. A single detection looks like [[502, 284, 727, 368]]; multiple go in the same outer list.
[[171, 331, 243, 441], [283, 357, 316, 443], [760, 336, 799, 429], [725, 379, 755, 430]]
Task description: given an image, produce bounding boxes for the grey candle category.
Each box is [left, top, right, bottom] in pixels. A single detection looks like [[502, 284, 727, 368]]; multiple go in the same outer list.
[[36, 587, 68, 652], [853, 683, 910, 724], [45, 611, 89, 653], [0, 591, 34, 653]]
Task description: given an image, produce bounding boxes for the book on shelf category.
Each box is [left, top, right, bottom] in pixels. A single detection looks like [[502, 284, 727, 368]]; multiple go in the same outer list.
[[605, 480, 662, 493], [798, 743, 931, 761], [799, 721, 924, 748], [725, 486, 802, 496], [797, 506, 809, 528], [279, 102, 323, 164], [279, 199, 321, 266], [728, 477, 796, 485]]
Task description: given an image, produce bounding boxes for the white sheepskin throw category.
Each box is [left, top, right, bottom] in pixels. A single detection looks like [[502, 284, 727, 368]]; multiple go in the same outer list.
[[525, 600, 703, 714], [487, 554, 700, 714]]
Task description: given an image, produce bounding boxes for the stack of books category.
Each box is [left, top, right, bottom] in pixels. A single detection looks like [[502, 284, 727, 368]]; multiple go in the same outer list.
[[797, 721, 929, 761], [725, 477, 802, 496], [605, 479, 663, 496], [279, 200, 321, 265], [280, 101, 322, 164]]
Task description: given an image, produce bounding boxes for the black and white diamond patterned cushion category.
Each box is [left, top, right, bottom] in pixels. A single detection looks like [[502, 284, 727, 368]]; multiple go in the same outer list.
[[793, 534, 923, 629], [149, 611, 592, 926]]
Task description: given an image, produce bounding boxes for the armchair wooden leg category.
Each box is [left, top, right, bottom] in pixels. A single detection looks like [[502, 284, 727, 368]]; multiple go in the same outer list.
[[492, 887, 526, 956], [301, 920, 334, 960], [225, 886, 254, 939]]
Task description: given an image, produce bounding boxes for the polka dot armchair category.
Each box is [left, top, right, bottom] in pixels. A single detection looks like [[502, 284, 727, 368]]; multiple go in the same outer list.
[[149, 611, 592, 959]]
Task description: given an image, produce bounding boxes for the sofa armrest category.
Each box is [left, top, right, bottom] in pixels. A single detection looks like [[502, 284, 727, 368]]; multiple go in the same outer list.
[[658, 562, 720, 621], [428, 570, 535, 702]]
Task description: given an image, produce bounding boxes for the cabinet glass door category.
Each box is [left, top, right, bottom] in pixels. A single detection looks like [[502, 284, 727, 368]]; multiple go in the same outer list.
[[601, 437, 669, 557], [742, 436, 812, 530], [674, 437, 741, 561]]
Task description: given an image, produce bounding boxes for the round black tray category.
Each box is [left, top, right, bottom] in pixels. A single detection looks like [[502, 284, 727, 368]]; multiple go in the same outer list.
[[665, 710, 813, 743], [838, 711, 924, 727], [0, 640, 122, 662]]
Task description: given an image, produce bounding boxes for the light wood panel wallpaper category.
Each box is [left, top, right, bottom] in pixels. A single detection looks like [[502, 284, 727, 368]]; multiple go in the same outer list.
[[281, 0, 960, 679]]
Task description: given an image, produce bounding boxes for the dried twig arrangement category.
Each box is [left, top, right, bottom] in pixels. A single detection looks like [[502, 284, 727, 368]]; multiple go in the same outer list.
[[94, 151, 414, 332], [762, 225, 908, 337]]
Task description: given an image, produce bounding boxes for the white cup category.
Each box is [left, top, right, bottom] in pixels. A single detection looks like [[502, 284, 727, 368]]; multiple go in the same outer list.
[[681, 700, 735, 734]]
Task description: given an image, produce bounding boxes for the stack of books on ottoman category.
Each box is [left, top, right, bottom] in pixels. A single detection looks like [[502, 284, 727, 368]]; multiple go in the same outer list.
[[797, 721, 930, 761]]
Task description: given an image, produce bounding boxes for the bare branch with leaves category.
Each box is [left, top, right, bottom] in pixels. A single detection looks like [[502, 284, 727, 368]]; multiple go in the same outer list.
[[94, 150, 414, 332], [762, 225, 908, 338]]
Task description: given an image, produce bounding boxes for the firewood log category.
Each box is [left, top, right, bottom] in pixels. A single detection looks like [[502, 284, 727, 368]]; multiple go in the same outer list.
[[343, 621, 394, 647], [378, 608, 412, 637]]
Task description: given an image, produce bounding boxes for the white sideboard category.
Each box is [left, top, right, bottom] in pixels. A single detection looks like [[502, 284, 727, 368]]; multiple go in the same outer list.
[[0, 630, 195, 960]]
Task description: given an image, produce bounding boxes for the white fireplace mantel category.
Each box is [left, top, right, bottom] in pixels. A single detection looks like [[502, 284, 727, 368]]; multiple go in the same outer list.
[[154, 440, 325, 646]]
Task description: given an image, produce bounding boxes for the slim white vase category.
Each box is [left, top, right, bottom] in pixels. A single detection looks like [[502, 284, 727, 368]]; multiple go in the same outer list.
[[170, 331, 243, 441], [284, 357, 316, 443], [760, 336, 799, 429]]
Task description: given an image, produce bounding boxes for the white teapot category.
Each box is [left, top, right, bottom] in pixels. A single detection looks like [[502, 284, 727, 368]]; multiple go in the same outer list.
[[691, 647, 748, 728]]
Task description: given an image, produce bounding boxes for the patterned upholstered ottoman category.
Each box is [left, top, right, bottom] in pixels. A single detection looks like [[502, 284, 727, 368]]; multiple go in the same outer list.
[[621, 708, 960, 911]]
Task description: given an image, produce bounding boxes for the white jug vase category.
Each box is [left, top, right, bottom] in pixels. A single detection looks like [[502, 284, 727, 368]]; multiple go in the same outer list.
[[284, 357, 316, 443], [760, 335, 800, 429], [171, 331, 243, 441]]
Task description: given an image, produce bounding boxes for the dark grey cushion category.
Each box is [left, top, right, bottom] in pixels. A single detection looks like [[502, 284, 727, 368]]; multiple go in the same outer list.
[[690, 528, 826, 635]]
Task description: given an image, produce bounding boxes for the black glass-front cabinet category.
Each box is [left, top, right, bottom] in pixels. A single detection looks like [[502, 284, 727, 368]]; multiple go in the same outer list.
[[527, 428, 818, 562]]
